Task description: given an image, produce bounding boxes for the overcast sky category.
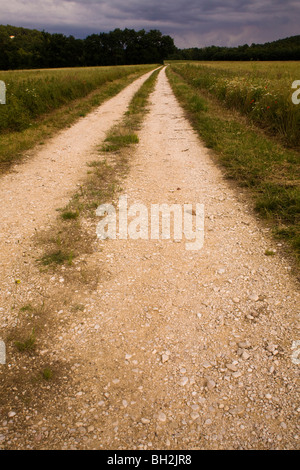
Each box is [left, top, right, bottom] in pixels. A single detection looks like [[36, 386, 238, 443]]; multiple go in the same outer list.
[[1, 0, 299, 48]]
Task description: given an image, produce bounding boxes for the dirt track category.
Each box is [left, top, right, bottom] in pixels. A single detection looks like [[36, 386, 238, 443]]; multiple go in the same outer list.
[[0, 67, 299, 450]]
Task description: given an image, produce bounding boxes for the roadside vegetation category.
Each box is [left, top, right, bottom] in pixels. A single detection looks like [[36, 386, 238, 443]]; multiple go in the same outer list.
[[0, 64, 157, 172], [166, 63, 300, 269], [168, 62, 300, 148]]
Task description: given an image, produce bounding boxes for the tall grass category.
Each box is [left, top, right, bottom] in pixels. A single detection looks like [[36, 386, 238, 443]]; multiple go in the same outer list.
[[0, 65, 156, 133], [170, 62, 300, 148]]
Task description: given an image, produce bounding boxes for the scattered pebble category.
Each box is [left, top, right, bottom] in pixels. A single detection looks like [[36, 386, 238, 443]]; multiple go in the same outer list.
[[157, 412, 167, 423], [178, 377, 189, 387]]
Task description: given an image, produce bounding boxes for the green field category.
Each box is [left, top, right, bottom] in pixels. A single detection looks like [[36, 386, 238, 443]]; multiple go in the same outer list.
[[167, 61, 300, 266]]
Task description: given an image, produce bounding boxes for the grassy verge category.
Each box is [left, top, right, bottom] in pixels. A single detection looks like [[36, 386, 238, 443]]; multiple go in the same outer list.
[[166, 66, 300, 270], [0, 64, 157, 173], [101, 66, 161, 152], [38, 66, 161, 269], [168, 62, 300, 149]]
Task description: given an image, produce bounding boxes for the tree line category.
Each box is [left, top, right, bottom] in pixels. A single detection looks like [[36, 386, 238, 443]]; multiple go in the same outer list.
[[0, 25, 176, 70], [170, 36, 300, 61], [0, 24, 299, 70]]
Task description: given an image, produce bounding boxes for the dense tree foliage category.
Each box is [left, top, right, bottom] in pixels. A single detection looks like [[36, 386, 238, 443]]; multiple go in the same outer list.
[[1, 24, 299, 70], [0, 25, 176, 69], [170, 36, 300, 61]]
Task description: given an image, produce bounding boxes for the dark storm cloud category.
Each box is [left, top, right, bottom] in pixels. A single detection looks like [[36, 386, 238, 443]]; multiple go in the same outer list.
[[2, 0, 300, 47]]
